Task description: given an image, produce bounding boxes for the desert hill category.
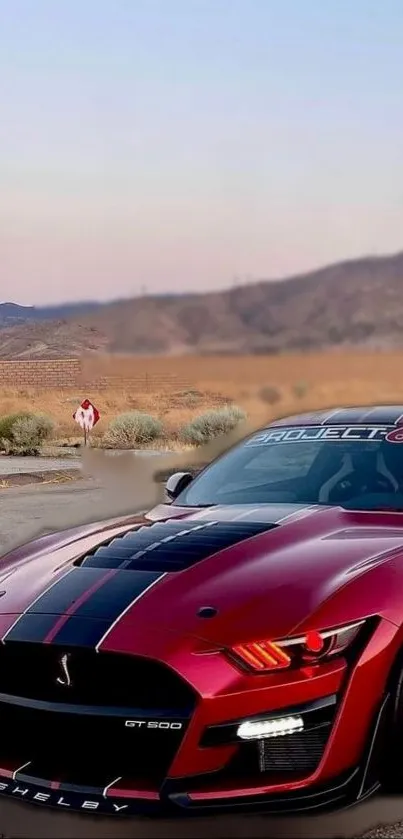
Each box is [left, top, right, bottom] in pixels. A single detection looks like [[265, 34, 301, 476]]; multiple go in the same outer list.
[[2, 251, 403, 358]]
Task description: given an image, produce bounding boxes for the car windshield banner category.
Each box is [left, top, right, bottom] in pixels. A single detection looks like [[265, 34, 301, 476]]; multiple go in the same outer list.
[[245, 425, 403, 446]]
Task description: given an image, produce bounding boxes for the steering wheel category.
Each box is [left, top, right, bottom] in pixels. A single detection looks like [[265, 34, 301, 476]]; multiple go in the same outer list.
[[328, 473, 396, 504]]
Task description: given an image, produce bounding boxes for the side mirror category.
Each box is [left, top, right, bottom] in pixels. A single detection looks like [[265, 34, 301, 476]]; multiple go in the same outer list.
[[165, 472, 193, 501]]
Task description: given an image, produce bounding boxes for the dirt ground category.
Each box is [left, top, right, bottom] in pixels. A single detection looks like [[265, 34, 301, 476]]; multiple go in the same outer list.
[[3, 350, 403, 446]]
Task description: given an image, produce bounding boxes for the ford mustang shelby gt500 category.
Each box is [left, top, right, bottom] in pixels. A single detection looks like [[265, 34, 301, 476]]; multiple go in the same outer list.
[[4, 405, 403, 817]]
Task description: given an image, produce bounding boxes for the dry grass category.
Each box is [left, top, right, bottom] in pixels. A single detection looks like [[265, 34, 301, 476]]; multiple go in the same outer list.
[[0, 470, 81, 489], [3, 351, 403, 448]]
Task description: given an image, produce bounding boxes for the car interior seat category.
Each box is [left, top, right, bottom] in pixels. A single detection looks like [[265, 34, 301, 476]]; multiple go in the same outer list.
[[318, 453, 354, 502], [318, 451, 398, 503]]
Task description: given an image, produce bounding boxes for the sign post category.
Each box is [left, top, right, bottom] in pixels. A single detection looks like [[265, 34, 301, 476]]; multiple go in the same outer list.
[[73, 399, 100, 446]]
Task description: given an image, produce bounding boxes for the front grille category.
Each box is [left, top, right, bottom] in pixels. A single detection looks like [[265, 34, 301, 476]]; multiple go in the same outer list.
[[199, 697, 336, 786], [257, 722, 330, 772], [0, 642, 196, 788], [0, 642, 196, 709], [220, 721, 331, 782], [0, 699, 188, 786]]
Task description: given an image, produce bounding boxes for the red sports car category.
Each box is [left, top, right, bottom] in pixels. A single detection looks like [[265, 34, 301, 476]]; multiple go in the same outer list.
[[2, 405, 403, 818]]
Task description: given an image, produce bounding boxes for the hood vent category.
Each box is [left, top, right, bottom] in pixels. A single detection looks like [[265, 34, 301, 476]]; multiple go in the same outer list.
[[323, 528, 403, 540], [76, 519, 277, 573]]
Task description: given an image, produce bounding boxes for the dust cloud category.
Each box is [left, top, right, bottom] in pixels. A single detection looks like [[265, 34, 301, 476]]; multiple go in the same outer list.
[[80, 418, 257, 515]]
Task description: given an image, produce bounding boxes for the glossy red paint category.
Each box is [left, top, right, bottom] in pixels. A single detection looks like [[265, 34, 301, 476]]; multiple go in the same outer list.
[[106, 784, 160, 800], [3, 411, 403, 812], [0, 504, 401, 800], [97, 505, 403, 648], [0, 515, 149, 627]]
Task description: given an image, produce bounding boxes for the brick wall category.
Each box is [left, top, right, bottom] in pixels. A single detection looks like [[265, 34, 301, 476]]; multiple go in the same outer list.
[[0, 358, 191, 391], [0, 359, 82, 388], [80, 355, 191, 390], [85, 375, 192, 391]]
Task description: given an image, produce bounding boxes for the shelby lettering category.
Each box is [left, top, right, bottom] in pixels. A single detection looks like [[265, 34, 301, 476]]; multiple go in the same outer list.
[[0, 781, 131, 814]]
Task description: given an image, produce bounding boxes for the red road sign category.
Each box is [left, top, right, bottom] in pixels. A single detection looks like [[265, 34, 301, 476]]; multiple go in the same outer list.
[[73, 399, 100, 432]]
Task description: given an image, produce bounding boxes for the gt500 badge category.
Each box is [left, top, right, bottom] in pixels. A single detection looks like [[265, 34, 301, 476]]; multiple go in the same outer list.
[[125, 720, 183, 729]]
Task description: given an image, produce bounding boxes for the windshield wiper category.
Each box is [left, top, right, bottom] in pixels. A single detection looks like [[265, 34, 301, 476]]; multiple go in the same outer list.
[[176, 503, 218, 508], [373, 506, 403, 513]]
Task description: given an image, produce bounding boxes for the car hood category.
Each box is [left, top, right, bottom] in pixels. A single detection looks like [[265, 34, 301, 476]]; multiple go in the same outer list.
[[1, 502, 403, 650]]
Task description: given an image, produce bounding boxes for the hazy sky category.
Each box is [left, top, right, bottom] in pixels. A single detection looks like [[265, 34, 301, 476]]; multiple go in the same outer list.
[[1, 0, 403, 305]]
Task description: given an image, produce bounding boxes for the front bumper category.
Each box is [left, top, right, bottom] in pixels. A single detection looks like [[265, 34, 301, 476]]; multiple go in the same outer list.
[[0, 679, 389, 819], [0, 738, 384, 819], [0, 617, 396, 818], [0, 771, 364, 818]]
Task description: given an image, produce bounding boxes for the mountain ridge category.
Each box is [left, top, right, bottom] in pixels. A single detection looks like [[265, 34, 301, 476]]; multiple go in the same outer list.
[[2, 249, 403, 358]]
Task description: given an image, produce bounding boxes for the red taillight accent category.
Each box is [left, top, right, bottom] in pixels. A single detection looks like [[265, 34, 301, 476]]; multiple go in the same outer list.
[[304, 630, 325, 653], [232, 640, 291, 671]]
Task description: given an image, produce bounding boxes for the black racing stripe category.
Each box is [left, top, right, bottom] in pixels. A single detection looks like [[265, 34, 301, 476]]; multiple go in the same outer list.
[[272, 410, 330, 426], [78, 520, 277, 573], [189, 504, 311, 523], [62, 571, 163, 620], [5, 568, 164, 646], [4, 613, 60, 643], [314, 409, 343, 424], [48, 616, 114, 647], [360, 406, 403, 424], [321, 408, 368, 425], [272, 406, 403, 428], [25, 568, 109, 616], [321, 406, 403, 425], [48, 570, 164, 646]]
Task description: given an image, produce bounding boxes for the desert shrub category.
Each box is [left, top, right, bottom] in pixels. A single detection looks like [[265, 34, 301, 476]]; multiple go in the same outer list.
[[1, 413, 55, 455], [292, 380, 309, 399], [103, 411, 163, 448], [0, 412, 34, 443], [258, 385, 282, 405], [175, 389, 204, 408], [181, 405, 247, 446], [177, 389, 203, 399]]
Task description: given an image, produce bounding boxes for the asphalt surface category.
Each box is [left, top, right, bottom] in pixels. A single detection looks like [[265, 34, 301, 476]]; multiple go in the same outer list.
[[1, 474, 403, 837], [0, 455, 82, 474], [0, 449, 165, 476]]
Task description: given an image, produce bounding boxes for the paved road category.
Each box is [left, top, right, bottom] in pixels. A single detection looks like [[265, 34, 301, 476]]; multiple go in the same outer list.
[[0, 476, 403, 837], [0, 449, 167, 476], [0, 455, 82, 474]]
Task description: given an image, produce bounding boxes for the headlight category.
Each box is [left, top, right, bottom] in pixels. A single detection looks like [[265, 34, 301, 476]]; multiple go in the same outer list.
[[230, 620, 366, 673], [237, 715, 304, 740]]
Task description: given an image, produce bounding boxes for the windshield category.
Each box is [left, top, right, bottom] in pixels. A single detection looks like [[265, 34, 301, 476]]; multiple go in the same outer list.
[[174, 424, 403, 511]]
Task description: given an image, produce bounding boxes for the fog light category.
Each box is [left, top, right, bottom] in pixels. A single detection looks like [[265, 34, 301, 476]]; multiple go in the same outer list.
[[237, 714, 304, 740]]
